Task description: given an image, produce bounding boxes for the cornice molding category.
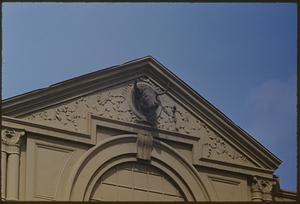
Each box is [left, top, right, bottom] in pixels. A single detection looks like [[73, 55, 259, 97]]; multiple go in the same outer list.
[[275, 189, 297, 200], [2, 116, 93, 145], [197, 157, 274, 179]]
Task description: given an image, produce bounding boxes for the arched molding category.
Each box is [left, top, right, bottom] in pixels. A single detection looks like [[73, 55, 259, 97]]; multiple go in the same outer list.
[[63, 134, 214, 201], [83, 156, 189, 201]]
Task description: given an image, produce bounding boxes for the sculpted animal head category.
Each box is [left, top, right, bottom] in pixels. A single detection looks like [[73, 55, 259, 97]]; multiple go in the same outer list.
[[138, 86, 159, 110], [133, 79, 169, 125], [134, 84, 158, 111]]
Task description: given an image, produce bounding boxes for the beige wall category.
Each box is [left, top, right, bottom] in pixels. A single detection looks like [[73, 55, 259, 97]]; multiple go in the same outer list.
[[2, 121, 295, 201]]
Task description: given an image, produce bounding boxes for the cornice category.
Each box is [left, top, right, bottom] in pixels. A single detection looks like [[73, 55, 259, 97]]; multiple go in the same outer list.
[[2, 116, 93, 145], [197, 157, 274, 179], [275, 189, 297, 200]]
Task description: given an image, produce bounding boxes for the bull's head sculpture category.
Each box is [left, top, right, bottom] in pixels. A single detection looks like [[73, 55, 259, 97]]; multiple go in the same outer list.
[[133, 79, 169, 126]]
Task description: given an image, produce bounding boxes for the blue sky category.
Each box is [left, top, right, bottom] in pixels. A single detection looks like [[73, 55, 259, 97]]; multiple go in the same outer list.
[[2, 3, 297, 191]]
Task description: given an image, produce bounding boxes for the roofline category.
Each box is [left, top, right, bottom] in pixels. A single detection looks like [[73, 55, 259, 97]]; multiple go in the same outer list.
[[3, 55, 154, 102]]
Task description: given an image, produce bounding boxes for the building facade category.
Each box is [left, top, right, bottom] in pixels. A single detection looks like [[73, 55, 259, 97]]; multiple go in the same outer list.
[[1, 56, 296, 201]]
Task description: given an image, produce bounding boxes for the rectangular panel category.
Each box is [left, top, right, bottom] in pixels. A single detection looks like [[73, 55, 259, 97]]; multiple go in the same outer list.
[[34, 144, 72, 199], [25, 135, 88, 201], [209, 176, 246, 201]]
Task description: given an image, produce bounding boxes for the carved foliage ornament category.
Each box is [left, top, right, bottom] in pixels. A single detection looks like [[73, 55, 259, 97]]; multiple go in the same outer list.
[[251, 176, 275, 201], [1, 128, 25, 146], [25, 102, 85, 131], [24, 89, 139, 132], [157, 104, 204, 135], [21, 76, 252, 167], [200, 125, 250, 165], [23, 77, 205, 137], [22, 76, 245, 159]]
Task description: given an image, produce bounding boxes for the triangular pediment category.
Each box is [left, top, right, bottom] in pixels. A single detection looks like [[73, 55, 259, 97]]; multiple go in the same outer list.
[[2, 56, 281, 172]]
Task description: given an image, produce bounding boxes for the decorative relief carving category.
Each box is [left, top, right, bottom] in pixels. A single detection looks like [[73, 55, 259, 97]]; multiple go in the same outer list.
[[157, 104, 204, 135], [25, 97, 88, 131], [131, 78, 207, 137], [200, 126, 251, 165], [1, 127, 25, 146], [23, 86, 139, 132], [96, 90, 138, 122], [260, 179, 274, 193], [22, 78, 205, 137], [251, 176, 275, 201], [139, 77, 166, 94], [21, 77, 253, 167]]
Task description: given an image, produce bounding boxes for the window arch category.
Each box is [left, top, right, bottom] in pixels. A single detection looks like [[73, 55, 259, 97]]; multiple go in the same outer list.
[[63, 134, 213, 201]]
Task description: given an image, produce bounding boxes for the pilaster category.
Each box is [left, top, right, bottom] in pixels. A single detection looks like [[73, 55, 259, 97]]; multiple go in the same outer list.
[[251, 176, 275, 202], [1, 127, 25, 201]]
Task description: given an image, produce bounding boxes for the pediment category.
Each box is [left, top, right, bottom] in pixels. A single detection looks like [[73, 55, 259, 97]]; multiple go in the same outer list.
[[2, 56, 281, 172], [18, 78, 257, 169], [18, 77, 204, 136]]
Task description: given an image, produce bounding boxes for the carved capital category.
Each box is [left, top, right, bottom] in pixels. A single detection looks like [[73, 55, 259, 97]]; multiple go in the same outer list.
[[251, 176, 274, 202], [260, 179, 274, 193], [261, 179, 275, 202], [136, 132, 153, 161], [251, 176, 262, 191], [1, 128, 25, 147], [251, 176, 263, 201]]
